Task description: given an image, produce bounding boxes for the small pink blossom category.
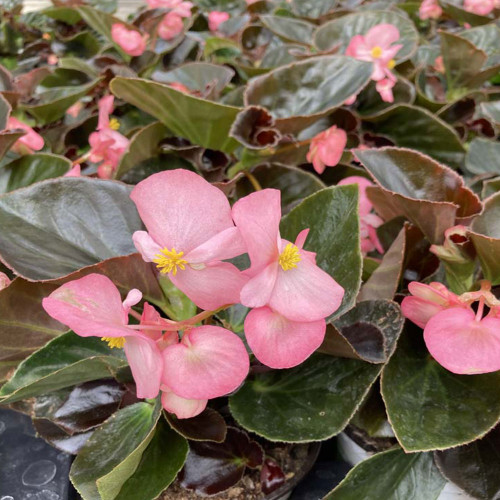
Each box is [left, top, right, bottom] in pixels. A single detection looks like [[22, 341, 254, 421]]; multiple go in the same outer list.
[[88, 95, 129, 177], [169, 82, 190, 93], [375, 78, 396, 103], [131, 169, 247, 311], [66, 101, 83, 118], [346, 24, 402, 101], [64, 164, 81, 177], [464, 0, 494, 15], [42, 274, 164, 399], [158, 12, 184, 40], [0, 272, 11, 291], [344, 94, 358, 106], [337, 176, 384, 255], [208, 11, 230, 32], [419, 0, 443, 19], [306, 125, 347, 174], [47, 54, 58, 65], [434, 55, 445, 73], [7, 117, 44, 154], [111, 23, 148, 56]]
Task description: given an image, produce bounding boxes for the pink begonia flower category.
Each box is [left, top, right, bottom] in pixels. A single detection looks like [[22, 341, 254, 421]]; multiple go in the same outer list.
[[0, 272, 11, 291], [306, 126, 347, 174], [162, 325, 249, 399], [111, 24, 148, 56], [161, 385, 207, 419], [47, 54, 58, 65], [88, 95, 129, 178], [346, 24, 402, 102], [434, 55, 445, 73], [208, 11, 230, 32], [338, 176, 384, 254], [401, 282, 466, 329], [232, 189, 344, 323], [419, 0, 443, 19], [64, 164, 81, 177], [66, 101, 83, 118], [42, 274, 164, 399], [375, 78, 396, 103], [131, 169, 247, 311], [7, 117, 44, 154], [244, 307, 326, 369], [158, 12, 185, 40], [464, 0, 494, 15]]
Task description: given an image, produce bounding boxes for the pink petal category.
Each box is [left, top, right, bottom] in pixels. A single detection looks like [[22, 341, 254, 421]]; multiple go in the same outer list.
[[64, 164, 81, 177], [42, 274, 133, 338], [269, 251, 345, 322], [161, 388, 207, 419], [424, 308, 500, 374], [158, 12, 184, 40], [132, 231, 163, 262], [130, 169, 236, 254], [337, 176, 375, 216], [170, 261, 248, 310], [185, 227, 246, 264], [140, 302, 165, 341], [122, 289, 143, 317], [111, 24, 147, 56], [240, 262, 279, 308], [232, 189, 281, 272], [97, 95, 114, 130], [244, 307, 326, 369], [0, 272, 11, 291], [365, 24, 400, 50], [8, 117, 44, 152], [401, 296, 445, 329], [124, 335, 163, 399], [346, 35, 370, 59], [162, 325, 249, 399], [208, 11, 230, 31]]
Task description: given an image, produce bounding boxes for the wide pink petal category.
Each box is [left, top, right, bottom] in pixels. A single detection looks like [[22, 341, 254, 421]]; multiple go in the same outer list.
[[424, 308, 500, 374], [401, 296, 444, 329], [170, 261, 247, 310], [42, 274, 132, 338], [346, 35, 371, 59], [132, 231, 163, 262], [8, 117, 44, 152], [124, 335, 163, 399], [365, 24, 400, 50], [161, 388, 207, 419], [337, 176, 375, 216], [130, 169, 235, 254], [232, 189, 281, 272], [208, 11, 230, 31], [162, 325, 249, 399], [185, 227, 246, 264], [269, 253, 345, 322], [244, 307, 326, 369], [240, 262, 279, 308]]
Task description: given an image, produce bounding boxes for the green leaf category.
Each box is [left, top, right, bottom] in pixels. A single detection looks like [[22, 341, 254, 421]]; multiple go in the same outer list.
[[42, 6, 83, 25], [358, 227, 405, 301], [465, 137, 500, 175], [0, 278, 67, 384], [459, 24, 500, 61], [235, 164, 325, 214], [469, 191, 500, 284], [435, 426, 500, 500], [356, 147, 481, 244], [291, 0, 336, 18], [0, 332, 127, 404], [116, 122, 171, 179], [280, 185, 362, 320], [0, 92, 10, 129], [325, 448, 446, 500], [245, 56, 372, 133], [362, 104, 466, 169], [165, 407, 227, 443], [115, 418, 188, 500], [441, 1, 492, 27], [229, 354, 381, 442], [314, 10, 419, 61], [259, 15, 315, 45], [0, 177, 142, 280], [110, 77, 241, 153], [71, 401, 161, 500], [0, 153, 71, 193], [0, 130, 24, 161], [381, 324, 500, 451]]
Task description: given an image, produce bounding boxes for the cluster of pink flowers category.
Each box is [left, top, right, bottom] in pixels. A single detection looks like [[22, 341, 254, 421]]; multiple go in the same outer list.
[[43, 170, 344, 418], [346, 24, 402, 103], [88, 95, 129, 178], [402, 280, 500, 374]]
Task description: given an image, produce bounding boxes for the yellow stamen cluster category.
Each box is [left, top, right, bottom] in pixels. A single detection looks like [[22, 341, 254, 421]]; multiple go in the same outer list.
[[279, 243, 301, 271], [102, 336, 126, 349], [154, 248, 188, 275], [109, 118, 120, 130], [371, 46, 383, 58], [387, 59, 396, 70]]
